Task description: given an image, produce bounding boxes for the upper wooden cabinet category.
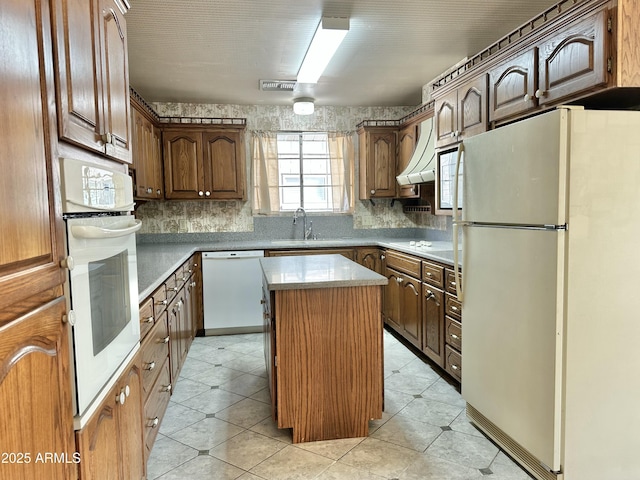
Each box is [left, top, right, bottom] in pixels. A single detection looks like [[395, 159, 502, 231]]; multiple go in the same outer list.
[[536, 10, 608, 105], [131, 100, 163, 199], [52, 0, 131, 163], [488, 48, 538, 124], [358, 126, 397, 200], [0, 0, 65, 310], [396, 123, 420, 198], [163, 127, 246, 200], [489, 10, 609, 124], [433, 1, 640, 127], [435, 74, 488, 148]]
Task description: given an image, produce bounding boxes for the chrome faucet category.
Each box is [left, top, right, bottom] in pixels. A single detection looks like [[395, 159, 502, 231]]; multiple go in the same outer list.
[[293, 207, 313, 240]]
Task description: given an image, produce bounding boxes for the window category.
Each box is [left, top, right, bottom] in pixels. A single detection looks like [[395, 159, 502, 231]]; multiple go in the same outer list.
[[252, 131, 354, 215], [277, 132, 335, 211]]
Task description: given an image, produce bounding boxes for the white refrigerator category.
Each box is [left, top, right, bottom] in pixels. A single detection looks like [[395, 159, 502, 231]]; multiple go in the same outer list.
[[453, 107, 640, 480]]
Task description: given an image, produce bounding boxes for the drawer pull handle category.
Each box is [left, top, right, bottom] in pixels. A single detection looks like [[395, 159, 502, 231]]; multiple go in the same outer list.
[[163, 384, 172, 393], [425, 290, 440, 305], [146, 361, 156, 371], [450, 334, 459, 340], [149, 417, 159, 428], [163, 336, 170, 344], [451, 364, 459, 370], [191, 281, 196, 287], [425, 272, 432, 277], [145, 316, 154, 324], [156, 299, 168, 306], [450, 306, 459, 312], [380, 255, 385, 260], [396, 277, 403, 283], [449, 281, 456, 286]]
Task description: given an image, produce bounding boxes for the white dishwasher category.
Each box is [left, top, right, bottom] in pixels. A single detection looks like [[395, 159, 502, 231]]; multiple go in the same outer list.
[[202, 250, 265, 335]]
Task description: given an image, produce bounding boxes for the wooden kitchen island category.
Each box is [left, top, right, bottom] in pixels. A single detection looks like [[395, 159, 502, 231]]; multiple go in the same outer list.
[[260, 254, 388, 443]]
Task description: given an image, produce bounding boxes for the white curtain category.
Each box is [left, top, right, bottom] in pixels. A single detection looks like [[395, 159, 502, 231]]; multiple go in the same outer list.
[[327, 132, 355, 214], [251, 131, 280, 215]]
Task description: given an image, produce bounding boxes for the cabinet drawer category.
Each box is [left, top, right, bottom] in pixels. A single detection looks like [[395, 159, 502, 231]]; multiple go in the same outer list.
[[444, 269, 462, 296], [152, 283, 168, 318], [385, 250, 421, 278], [139, 297, 155, 340], [422, 261, 444, 287], [165, 274, 179, 301], [445, 345, 462, 382], [445, 317, 462, 351], [143, 358, 171, 462], [445, 294, 462, 320], [140, 312, 169, 400]]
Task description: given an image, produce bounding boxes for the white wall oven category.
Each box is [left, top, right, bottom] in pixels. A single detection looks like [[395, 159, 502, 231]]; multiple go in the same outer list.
[[60, 158, 141, 424]]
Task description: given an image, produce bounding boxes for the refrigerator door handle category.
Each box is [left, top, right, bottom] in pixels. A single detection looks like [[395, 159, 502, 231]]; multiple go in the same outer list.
[[452, 142, 464, 302]]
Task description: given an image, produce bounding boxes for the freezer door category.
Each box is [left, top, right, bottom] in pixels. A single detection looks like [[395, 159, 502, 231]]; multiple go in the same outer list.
[[461, 225, 564, 472], [462, 109, 568, 226]]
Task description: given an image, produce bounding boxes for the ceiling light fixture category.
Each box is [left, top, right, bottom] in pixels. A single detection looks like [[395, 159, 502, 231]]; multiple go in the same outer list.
[[293, 97, 315, 115], [297, 17, 349, 84]]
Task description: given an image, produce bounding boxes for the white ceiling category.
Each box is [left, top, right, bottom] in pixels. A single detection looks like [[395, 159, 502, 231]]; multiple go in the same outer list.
[[126, 0, 559, 108]]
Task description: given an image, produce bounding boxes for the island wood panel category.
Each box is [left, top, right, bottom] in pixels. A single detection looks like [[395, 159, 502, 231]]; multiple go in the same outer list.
[[274, 286, 382, 443]]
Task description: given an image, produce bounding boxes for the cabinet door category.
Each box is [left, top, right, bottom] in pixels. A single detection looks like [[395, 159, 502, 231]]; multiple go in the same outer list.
[[76, 399, 119, 480], [356, 247, 382, 274], [151, 124, 164, 198], [117, 360, 145, 480], [400, 275, 422, 349], [97, 0, 130, 162], [202, 130, 246, 199], [163, 130, 204, 199], [422, 284, 445, 367], [396, 124, 420, 198], [434, 89, 459, 148], [489, 48, 538, 123], [360, 129, 397, 199], [51, 0, 104, 155], [1, 0, 65, 309], [382, 268, 402, 331], [458, 74, 488, 139], [0, 298, 75, 480], [131, 107, 150, 198], [537, 10, 608, 105]]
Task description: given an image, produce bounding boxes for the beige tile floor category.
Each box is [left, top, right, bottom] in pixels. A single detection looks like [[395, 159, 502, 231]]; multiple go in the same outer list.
[[146, 330, 534, 480]]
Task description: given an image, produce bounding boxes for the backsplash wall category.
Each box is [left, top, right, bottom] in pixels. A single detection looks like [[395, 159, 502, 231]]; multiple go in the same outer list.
[[135, 102, 449, 238]]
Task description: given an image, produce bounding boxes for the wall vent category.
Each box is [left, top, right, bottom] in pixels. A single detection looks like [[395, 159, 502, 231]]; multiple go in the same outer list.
[[260, 80, 297, 91]]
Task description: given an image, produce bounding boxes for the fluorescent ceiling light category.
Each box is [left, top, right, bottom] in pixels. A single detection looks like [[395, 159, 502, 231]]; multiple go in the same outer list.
[[297, 17, 349, 84], [293, 97, 315, 115]]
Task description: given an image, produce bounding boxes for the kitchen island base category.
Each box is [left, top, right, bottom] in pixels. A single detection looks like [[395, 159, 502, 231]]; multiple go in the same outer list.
[[269, 285, 383, 443]]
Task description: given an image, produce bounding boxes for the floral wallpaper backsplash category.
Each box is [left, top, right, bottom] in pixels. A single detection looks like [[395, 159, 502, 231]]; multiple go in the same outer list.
[[137, 101, 447, 235], [136, 199, 447, 234]]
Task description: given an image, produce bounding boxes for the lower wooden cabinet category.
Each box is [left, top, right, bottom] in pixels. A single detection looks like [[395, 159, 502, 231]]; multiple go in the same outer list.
[[374, 249, 462, 384], [422, 284, 445, 367], [143, 358, 171, 462], [0, 297, 77, 480], [355, 247, 385, 274], [76, 354, 145, 480], [138, 253, 199, 464]]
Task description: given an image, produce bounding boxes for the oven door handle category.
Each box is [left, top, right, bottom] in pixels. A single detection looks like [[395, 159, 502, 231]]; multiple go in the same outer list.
[[70, 219, 142, 239], [66, 199, 136, 212]]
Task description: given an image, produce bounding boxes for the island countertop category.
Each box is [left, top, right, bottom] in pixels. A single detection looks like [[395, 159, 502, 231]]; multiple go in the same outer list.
[[261, 254, 388, 291]]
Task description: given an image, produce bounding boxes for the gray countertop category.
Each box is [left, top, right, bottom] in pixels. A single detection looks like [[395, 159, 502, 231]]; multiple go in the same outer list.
[[136, 238, 459, 302], [260, 254, 388, 291]]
